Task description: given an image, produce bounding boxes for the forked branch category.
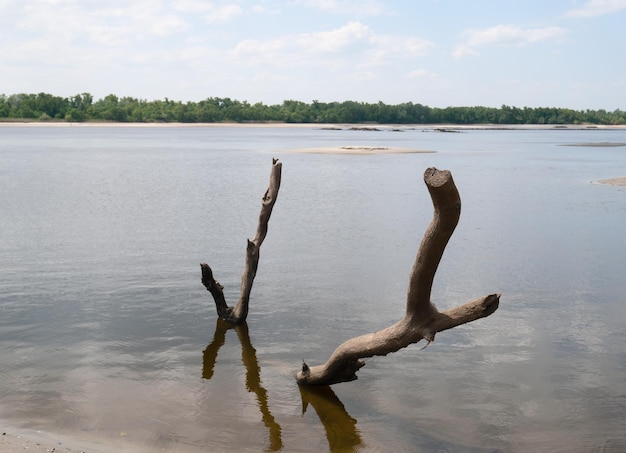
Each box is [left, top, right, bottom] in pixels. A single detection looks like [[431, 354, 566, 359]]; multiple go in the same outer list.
[[201, 158, 282, 324], [296, 167, 500, 385]]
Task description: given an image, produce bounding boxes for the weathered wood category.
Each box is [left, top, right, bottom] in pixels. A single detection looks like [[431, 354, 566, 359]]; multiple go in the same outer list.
[[201, 158, 282, 324], [296, 167, 500, 385]]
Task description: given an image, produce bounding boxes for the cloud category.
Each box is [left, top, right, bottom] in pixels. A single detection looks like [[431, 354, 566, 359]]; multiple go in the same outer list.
[[11, 1, 191, 44], [171, 0, 243, 22], [370, 35, 434, 59], [203, 4, 243, 23], [565, 0, 626, 17], [145, 14, 189, 36], [233, 20, 433, 74], [291, 0, 385, 15], [453, 24, 567, 58], [234, 21, 372, 58], [171, 0, 217, 13], [451, 44, 479, 59], [232, 21, 371, 70], [298, 21, 371, 53], [406, 69, 438, 79]]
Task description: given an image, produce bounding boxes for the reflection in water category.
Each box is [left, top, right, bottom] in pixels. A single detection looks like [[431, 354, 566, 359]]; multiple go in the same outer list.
[[203, 320, 363, 452], [202, 319, 283, 451], [299, 385, 363, 452]]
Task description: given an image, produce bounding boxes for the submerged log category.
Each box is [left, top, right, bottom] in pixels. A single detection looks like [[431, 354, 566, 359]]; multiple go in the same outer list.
[[201, 158, 282, 324], [296, 168, 500, 385]]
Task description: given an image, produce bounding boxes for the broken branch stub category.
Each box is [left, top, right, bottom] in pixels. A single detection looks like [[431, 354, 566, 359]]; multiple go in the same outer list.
[[296, 167, 500, 385], [201, 158, 282, 324]]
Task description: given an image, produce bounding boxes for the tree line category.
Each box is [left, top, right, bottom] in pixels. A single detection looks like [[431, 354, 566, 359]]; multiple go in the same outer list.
[[1, 92, 625, 125]]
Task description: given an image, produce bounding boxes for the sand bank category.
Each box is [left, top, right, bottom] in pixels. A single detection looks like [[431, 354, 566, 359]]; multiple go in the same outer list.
[[595, 177, 626, 186], [283, 145, 434, 154], [564, 142, 626, 147]]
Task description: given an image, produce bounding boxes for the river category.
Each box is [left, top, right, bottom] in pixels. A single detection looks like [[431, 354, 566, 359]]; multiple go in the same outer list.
[[0, 124, 625, 452]]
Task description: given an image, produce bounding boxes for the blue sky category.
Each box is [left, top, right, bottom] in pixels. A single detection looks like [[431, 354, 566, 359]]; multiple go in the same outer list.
[[1, 0, 625, 109]]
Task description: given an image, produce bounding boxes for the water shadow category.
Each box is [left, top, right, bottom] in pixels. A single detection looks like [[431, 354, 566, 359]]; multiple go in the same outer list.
[[203, 320, 363, 452], [202, 319, 283, 451], [299, 384, 363, 452]]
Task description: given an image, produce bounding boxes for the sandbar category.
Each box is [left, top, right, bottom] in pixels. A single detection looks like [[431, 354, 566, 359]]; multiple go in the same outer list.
[[283, 145, 435, 154], [595, 177, 626, 186], [563, 142, 626, 147]]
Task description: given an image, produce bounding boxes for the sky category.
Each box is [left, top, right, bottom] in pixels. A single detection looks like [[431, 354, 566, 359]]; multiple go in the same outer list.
[[1, 0, 625, 109]]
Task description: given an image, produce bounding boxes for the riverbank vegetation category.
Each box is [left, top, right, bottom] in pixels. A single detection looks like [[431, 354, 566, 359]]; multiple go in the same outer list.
[[1, 92, 625, 125]]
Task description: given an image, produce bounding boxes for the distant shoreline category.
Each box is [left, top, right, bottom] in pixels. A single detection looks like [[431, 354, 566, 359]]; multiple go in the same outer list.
[[1, 121, 626, 130]]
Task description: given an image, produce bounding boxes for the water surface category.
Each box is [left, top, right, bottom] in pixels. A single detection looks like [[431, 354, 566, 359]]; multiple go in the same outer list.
[[1, 125, 625, 452]]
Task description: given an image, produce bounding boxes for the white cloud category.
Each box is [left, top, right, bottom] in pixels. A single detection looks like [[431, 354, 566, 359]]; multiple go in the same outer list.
[[146, 14, 189, 36], [451, 44, 479, 59], [464, 25, 567, 47], [234, 37, 288, 60], [234, 21, 372, 59], [251, 4, 281, 15], [453, 24, 567, 58], [406, 69, 437, 79], [204, 4, 243, 23], [565, 0, 626, 17], [12, 1, 190, 44], [371, 35, 434, 59], [291, 0, 385, 15], [232, 20, 432, 75], [171, 0, 217, 13], [171, 0, 244, 22], [298, 21, 371, 53]]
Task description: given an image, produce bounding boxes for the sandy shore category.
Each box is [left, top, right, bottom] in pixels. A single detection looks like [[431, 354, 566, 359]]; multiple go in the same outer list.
[[0, 427, 139, 453], [1, 121, 626, 130], [0, 429, 102, 452]]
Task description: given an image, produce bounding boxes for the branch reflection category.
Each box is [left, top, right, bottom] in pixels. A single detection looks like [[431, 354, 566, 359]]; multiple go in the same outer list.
[[203, 320, 362, 452], [202, 319, 283, 451], [299, 384, 363, 452]]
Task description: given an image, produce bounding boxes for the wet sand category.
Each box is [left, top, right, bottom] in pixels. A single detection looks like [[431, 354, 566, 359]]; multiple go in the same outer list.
[[0, 427, 136, 452]]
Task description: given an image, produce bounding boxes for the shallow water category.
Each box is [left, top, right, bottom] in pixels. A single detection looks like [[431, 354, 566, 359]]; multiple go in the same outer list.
[[1, 125, 625, 452]]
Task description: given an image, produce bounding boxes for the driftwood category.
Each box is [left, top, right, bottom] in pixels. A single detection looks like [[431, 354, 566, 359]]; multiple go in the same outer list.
[[296, 167, 500, 385], [201, 158, 282, 324]]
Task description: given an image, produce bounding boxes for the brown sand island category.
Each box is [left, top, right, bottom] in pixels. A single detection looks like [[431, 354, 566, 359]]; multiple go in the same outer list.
[[562, 142, 626, 147], [595, 177, 626, 186], [283, 145, 435, 154]]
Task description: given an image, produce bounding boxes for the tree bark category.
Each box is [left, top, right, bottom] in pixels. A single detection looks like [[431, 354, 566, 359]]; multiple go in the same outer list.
[[201, 158, 282, 324], [296, 167, 500, 385]]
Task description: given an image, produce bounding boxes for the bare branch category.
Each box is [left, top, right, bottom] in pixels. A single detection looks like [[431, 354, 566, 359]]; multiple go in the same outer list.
[[296, 167, 500, 385], [201, 158, 282, 324]]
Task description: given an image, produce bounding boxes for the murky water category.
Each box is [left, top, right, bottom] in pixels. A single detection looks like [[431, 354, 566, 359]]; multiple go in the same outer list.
[[1, 125, 625, 452]]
